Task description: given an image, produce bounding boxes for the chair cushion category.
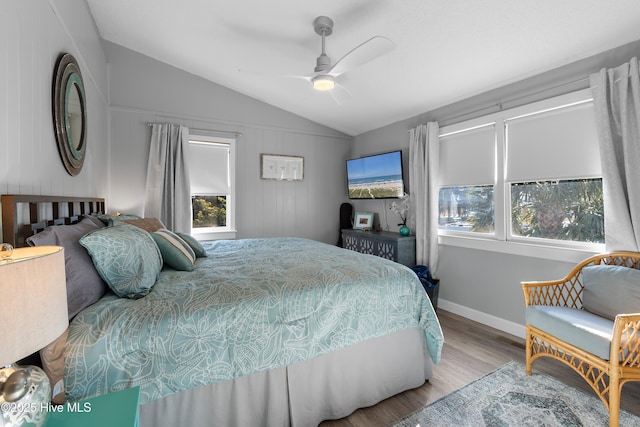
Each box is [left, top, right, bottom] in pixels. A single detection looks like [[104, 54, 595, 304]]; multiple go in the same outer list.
[[582, 265, 640, 320], [526, 305, 614, 360]]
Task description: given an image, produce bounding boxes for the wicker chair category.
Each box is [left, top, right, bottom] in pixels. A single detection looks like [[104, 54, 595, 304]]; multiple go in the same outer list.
[[522, 252, 640, 427]]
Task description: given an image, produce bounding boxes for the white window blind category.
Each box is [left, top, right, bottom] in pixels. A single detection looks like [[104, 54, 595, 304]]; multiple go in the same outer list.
[[188, 141, 230, 195], [505, 101, 601, 182], [438, 123, 496, 186]]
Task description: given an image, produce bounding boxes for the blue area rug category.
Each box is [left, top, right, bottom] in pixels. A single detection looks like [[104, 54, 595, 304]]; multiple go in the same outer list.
[[390, 361, 640, 427]]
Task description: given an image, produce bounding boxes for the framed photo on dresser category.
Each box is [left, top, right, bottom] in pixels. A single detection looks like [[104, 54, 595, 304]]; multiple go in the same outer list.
[[353, 212, 374, 230]]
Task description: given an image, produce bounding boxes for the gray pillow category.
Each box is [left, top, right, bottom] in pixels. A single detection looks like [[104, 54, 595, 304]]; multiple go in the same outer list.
[[26, 217, 107, 319], [582, 264, 640, 320], [96, 213, 142, 226], [80, 223, 162, 299]]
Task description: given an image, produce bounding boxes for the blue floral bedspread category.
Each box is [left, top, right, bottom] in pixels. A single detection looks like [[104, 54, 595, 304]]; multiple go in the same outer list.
[[65, 238, 443, 404]]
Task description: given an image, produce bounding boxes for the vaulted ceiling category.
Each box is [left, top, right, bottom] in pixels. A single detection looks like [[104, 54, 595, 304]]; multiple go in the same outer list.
[[88, 0, 640, 136]]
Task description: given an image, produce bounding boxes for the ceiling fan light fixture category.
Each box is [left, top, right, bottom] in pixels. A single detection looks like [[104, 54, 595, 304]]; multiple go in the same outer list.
[[312, 75, 335, 91]]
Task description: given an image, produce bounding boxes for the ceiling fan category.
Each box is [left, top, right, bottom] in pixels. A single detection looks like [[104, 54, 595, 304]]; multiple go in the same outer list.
[[299, 16, 395, 101]]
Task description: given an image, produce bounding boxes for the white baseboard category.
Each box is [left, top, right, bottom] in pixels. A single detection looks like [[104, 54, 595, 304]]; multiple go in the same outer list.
[[438, 299, 526, 339]]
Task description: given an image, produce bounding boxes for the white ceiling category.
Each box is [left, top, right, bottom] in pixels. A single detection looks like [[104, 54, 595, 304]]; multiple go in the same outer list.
[[87, 0, 640, 136]]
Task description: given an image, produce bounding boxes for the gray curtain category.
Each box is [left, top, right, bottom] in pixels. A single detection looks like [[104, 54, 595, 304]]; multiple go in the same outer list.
[[409, 122, 440, 275], [590, 58, 640, 251], [144, 124, 192, 233]]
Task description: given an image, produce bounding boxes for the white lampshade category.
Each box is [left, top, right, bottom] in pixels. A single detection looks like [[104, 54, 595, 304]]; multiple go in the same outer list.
[[0, 246, 68, 367]]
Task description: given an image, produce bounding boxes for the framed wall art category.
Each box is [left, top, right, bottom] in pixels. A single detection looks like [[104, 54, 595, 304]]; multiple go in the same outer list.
[[260, 154, 304, 181]]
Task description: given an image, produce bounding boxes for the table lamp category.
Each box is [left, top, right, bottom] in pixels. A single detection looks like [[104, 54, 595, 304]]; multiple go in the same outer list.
[[0, 245, 68, 427]]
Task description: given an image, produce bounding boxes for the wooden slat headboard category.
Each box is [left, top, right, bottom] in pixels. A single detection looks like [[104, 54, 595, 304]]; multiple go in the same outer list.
[[1, 195, 106, 248]]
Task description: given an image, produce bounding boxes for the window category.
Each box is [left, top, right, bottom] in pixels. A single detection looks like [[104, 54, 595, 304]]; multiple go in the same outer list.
[[188, 134, 236, 239], [438, 88, 604, 252], [438, 123, 496, 235], [439, 186, 495, 233], [511, 179, 603, 243], [192, 195, 227, 227]]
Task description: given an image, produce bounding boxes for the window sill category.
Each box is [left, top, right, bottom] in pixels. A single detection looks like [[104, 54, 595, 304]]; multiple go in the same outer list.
[[439, 234, 604, 264], [191, 229, 237, 241]]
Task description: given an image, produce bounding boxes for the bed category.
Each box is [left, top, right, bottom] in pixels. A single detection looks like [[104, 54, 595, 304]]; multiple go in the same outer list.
[[1, 194, 443, 427]]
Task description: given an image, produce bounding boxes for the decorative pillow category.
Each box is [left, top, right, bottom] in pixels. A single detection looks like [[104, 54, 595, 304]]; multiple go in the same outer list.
[[123, 217, 166, 233], [83, 215, 109, 228], [26, 217, 107, 319], [582, 264, 640, 320], [80, 223, 162, 298], [96, 213, 142, 225], [177, 232, 208, 258], [152, 229, 196, 271]]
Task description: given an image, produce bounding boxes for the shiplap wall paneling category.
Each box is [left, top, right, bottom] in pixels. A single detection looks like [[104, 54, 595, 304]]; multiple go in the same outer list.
[[0, 1, 109, 201]]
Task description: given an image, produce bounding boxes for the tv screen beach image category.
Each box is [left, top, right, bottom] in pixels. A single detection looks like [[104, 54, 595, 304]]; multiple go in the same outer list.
[[347, 151, 404, 199]]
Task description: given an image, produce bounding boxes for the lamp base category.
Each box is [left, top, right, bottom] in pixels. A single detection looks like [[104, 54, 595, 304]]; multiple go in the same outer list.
[[0, 364, 51, 427]]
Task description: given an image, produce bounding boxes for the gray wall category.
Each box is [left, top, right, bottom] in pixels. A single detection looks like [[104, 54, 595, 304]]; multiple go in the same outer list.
[[0, 0, 110, 242], [352, 39, 640, 336], [105, 42, 351, 244]]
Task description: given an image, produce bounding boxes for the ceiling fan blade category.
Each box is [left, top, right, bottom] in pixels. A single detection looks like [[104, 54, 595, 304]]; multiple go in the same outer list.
[[328, 82, 351, 105], [328, 36, 395, 77]]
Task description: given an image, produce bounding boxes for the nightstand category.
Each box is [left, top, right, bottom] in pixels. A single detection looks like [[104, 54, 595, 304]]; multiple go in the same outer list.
[[45, 386, 140, 427]]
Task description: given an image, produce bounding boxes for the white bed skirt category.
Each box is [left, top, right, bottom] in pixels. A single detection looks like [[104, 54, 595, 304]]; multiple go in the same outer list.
[[140, 327, 432, 427]]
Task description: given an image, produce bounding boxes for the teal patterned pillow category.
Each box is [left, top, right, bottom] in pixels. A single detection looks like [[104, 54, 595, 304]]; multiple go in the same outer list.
[[79, 223, 162, 298], [176, 232, 208, 258], [152, 229, 196, 271]]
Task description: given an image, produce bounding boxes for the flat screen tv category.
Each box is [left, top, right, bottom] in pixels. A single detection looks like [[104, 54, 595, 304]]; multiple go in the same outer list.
[[346, 150, 405, 199]]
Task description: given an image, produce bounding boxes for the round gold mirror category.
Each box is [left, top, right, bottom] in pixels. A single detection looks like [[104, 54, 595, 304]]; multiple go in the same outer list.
[[52, 53, 86, 176]]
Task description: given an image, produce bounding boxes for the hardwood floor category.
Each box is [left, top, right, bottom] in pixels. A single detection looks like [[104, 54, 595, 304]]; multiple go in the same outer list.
[[320, 309, 640, 427]]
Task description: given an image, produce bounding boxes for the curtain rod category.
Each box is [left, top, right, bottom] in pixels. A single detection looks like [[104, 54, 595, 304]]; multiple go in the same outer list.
[[408, 75, 591, 132], [147, 123, 242, 137]]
